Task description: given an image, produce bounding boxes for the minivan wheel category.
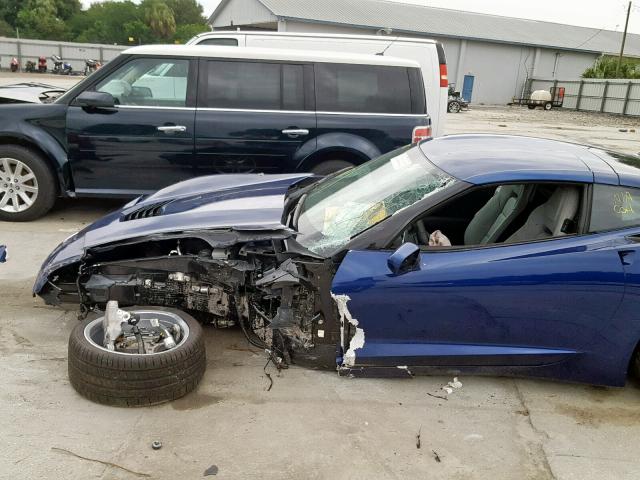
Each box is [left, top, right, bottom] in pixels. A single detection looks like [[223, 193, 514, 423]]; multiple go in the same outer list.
[[68, 307, 206, 407], [0, 145, 56, 222], [448, 101, 461, 113], [310, 159, 355, 175]]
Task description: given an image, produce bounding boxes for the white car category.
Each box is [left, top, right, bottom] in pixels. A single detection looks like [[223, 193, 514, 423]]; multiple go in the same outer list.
[[0, 82, 66, 104]]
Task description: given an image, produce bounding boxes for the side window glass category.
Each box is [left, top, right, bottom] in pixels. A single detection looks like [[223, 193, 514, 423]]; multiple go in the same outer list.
[[315, 63, 412, 114], [205, 60, 281, 110], [95, 58, 189, 107], [590, 185, 640, 232], [282, 64, 304, 111], [197, 38, 239, 46]]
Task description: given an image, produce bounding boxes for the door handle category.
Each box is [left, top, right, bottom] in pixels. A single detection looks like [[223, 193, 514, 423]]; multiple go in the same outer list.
[[157, 125, 187, 134], [282, 128, 309, 137]]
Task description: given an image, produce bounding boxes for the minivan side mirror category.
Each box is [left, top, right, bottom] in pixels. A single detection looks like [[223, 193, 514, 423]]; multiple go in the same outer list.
[[387, 242, 421, 275], [74, 91, 115, 109]]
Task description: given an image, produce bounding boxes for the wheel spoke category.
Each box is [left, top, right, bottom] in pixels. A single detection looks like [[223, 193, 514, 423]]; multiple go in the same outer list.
[[0, 158, 10, 176], [20, 185, 37, 193], [0, 192, 9, 208], [18, 191, 32, 205], [11, 193, 20, 212], [18, 173, 35, 183]]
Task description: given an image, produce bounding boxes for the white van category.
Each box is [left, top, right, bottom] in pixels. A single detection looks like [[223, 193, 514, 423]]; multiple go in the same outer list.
[[187, 31, 448, 137]]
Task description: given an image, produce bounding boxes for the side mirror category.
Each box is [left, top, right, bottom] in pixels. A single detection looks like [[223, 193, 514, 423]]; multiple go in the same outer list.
[[387, 242, 420, 275], [74, 91, 115, 109]]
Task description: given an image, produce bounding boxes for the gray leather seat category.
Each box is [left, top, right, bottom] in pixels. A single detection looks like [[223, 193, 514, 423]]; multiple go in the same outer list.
[[506, 186, 580, 243], [464, 185, 527, 245]]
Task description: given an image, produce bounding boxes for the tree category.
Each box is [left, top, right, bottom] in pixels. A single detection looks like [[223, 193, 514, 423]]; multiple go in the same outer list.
[[172, 23, 208, 43], [0, 18, 14, 37], [583, 56, 640, 79], [165, 0, 205, 26], [53, 0, 82, 21], [0, 0, 22, 29], [17, 0, 69, 40], [143, 0, 176, 40]]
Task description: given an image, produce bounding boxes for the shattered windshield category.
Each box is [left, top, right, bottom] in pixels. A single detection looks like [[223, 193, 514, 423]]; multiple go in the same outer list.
[[296, 145, 456, 255]]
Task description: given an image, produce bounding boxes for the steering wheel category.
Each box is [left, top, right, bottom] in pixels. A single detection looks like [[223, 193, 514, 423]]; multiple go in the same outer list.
[[415, 219, 430, 245]]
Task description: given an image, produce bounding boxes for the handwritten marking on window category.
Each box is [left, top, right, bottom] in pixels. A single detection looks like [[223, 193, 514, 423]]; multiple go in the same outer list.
[[613, 191, 635, 215]]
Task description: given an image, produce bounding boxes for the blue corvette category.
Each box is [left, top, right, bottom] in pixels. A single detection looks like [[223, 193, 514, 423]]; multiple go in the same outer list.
[[35, 134, 640, 392]]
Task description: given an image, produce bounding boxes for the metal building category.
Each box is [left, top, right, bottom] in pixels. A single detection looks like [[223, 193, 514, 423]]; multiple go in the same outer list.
[[208, 0, 640, 104]]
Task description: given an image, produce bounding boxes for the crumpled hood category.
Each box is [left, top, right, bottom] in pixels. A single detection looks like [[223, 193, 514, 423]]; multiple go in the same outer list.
[[33, 173, 314, 294]]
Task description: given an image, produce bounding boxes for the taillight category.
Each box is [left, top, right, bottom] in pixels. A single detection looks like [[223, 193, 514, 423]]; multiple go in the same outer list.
[[412, 126, 432, 143], [439, 63, 448, 88]]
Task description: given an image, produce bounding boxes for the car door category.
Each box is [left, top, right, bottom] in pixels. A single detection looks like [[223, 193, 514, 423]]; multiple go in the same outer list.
[[331, 191, 626, 370], [66, 56, 197, 195], [194, 59, 317, 174]]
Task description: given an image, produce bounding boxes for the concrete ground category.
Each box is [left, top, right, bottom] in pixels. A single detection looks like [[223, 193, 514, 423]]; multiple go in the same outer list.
[[2, 106, 640, 479]]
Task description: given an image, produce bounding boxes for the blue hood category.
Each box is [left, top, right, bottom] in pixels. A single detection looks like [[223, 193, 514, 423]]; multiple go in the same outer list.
[[33, 173, 314, 293]]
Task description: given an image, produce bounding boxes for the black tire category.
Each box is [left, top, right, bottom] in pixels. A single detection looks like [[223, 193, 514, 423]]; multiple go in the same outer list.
[[310, 159, 355, 175], [544, 102, 553, 111], [68, 307, 206, 407], [448, 101, 461, 113], [527, 104, 536, 110], [0, 145, 57, 222]]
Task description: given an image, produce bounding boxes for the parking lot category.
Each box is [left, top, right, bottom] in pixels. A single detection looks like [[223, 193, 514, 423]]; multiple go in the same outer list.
[[2, 72, 640, 479]]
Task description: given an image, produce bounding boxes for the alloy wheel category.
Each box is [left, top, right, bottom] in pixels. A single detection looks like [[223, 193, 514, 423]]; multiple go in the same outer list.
[[0, 157, 38, 213]]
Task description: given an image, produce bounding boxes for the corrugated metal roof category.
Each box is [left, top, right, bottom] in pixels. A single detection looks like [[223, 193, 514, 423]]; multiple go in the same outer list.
[[213, 0, 640, 56]]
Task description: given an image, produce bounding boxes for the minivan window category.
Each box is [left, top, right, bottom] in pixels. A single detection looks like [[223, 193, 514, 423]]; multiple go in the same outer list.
[[95, 58, 189, 107], [197, 38, 239, 46], [204, 60, 304, 110], [315, 63, 412, 114]]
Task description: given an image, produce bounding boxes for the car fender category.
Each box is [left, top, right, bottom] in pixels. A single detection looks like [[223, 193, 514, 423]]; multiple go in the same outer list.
[[0, 104, 71, 194], [295, 132, 381, 169]]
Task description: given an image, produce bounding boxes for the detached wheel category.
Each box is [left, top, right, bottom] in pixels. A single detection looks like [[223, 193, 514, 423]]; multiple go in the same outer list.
[[68, 307, 206, 407], [310, 159, 355, 175], [544, 102, 553, 111], [448, 101, 461, 113], [527, 104, 536, 110], [0, 145, 56, 222]]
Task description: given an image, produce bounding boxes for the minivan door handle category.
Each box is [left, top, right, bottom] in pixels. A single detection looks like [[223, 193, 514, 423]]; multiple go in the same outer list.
[[157, 125, 187, 134], [282, 128, 309, 138]]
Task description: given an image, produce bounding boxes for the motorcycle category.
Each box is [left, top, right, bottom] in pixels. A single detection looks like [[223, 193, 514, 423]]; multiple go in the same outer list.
[[51, 55, 72, 75], [10, 57, 19, 72], [25, 60, 36, 73], [83, 58, 101, 76], [447, 83, 469, 113], [38, 56, 47, 73]]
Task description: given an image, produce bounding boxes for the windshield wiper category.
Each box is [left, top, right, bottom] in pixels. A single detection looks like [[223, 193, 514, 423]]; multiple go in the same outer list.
[[291, 193, 307, 230]]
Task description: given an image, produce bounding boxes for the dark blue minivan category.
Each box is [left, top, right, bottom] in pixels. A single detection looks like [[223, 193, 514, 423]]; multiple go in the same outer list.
[[0, 45, 431, 221]]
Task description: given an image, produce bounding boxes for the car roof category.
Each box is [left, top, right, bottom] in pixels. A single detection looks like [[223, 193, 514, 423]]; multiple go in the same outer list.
[[121, 45, 420, 68], [189, 30, 437, 45], [419, 134, 640, 187]]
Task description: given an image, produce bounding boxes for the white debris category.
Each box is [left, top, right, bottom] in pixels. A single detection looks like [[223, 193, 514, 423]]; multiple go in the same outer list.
[[464, 434, 484, 441], [332, 293, 365, 367], [441, 377, 462, 395]]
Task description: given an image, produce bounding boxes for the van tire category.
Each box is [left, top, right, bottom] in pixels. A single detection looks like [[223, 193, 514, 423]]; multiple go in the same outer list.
[[310, 159, 355, 176], [0, 145, 57, 222], [68, 307, 206, 407], [544, 102, 553, 111]]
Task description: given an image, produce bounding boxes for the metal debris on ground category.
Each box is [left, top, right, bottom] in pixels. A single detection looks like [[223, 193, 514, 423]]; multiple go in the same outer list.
[[432, 450, 441, 462], [151, 441, 162, 450], [416, 426, 421, 449], [426, 392, 448, 401], [204, 464, 219, 476]]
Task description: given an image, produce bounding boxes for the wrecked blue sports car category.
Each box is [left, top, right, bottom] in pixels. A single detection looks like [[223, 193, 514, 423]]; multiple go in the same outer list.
[[35, 134, 640, 398]]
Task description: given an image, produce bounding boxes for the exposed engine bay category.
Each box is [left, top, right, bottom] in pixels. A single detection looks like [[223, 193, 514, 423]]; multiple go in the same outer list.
[[41, 231, 343, 369]]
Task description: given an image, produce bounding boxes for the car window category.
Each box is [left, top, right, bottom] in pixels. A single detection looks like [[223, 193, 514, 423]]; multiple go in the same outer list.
[[203, 60, 303, 110], [197, 38, 239, 46], [94, 58, 189, 107], [589, 185, 640, 232], [315, 63, 412, 114], [393, 183, 583, 249]]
